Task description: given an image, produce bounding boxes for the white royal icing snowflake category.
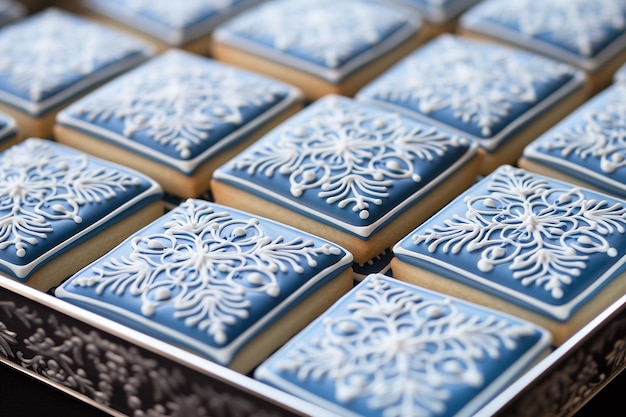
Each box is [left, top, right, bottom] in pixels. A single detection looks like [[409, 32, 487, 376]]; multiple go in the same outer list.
[[223, 0, 410, 69], [115, 0, 237, 29], [71, 199, 342, 345], [232, 96, 467, 221], [466, 0, 626, 57], [273, 275, 536, 417], [67, 51, 286, 160], [0, 139, 142, 260], [538, 85, 626, 174], [413, 166, 626, 299], [364, 36, 574, 139], [0, 9, 148, 106]]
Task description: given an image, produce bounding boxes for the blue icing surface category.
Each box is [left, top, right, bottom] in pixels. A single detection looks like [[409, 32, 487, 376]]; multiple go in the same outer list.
[[394, 165, 626, 321], [214, 95, 477, 238], [393, 0, 481, 23], [523, 83, 626, 199], [215, 0, 420, 77], [461, 0, 626, 62], [85, 0, 257, 45], [255, 274, 550, 417], [58, 50, 298, 174], [56, 199, 352, 366], [0, 8, 152, 115], [357, 35, 580, 151], [0, 139, 162, 280]]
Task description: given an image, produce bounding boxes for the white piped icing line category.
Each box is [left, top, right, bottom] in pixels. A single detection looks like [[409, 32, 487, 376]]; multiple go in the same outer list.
[[256, 274, 549, 417], [0, 138, 161, 279], [57, 50, 301, 174], [357, 35, 581, 151], [0, 8, 152, 115], [59, 199, 351, 364], [217, 95, 475, 237], [213, 0, 421, 83], [461, 0, 626, 70]]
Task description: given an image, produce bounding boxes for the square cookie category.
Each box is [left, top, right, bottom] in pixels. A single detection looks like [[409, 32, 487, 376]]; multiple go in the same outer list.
[[357, 35, 588, 174], [459, 0, 626, 91], [211, 95, 483, 264], [392, 165, 626, 345], [55, 199, 353, 373], [0, 138, 163, 291], [0, 8, 154, 139], [81, 0, 262, 54], [0, 111, 17, 151], [211, 0, 425, 100], [519, 82, 626, 199], [255, 274, 551, 417], [55, 49, 303, 198]]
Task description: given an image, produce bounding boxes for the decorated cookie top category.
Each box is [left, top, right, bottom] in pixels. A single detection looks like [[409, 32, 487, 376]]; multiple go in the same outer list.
[[0, 9, 153, 116], [460, 0, 626, 71], [57, 50, 302, 175], [212, 0, 422, 83], [0, 0, 25, 27], [523, 83, 626, 198], [394, 165, 626, 321], [391, 0, 481, 24], [357, 35, 584, 152], [84, 0, 259, 46], [255, 274, 550, 417], [0, 111, 16, 143], [55, 199, 352, 366], [0, 138, 162, 281], [213, 95, 478, 239]]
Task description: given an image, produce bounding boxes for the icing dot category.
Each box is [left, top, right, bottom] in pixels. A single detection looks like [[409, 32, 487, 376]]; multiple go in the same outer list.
[[74, 216, 82, 223], [386, 160, 401, 171], [608, 248, 617, 257], [52, 204, 67, 214], [16, 248, 25, 258], [247, 273, 264, 285], [359, 210, 369, 220], [577, 236, 593, 245], [477, 259, 493, 272], [484, 198, 497, 208], [148, 240, 165, 249], [56, 162, 68, 170], [493, 247, 506, 258], [303, 170, 317, 182], [412, 174, 421, 182], [181, 148, 191, 159], [154, 288, 171, 301], [293, 127, 307, 137], [337, 321, 358, 334], [214, 107, 226, 117], [291, 186, 303, 197], [442, 360, 463, 374], [425, 306, 445, 319], [141, 303, 156, 316], [233, 227, 247, 237], [373, 119, 386, 129], [267, 284, 279, 297]]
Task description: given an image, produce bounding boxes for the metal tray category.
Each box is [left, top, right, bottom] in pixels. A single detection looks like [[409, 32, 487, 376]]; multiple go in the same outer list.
[[0, 275, 624, 417]]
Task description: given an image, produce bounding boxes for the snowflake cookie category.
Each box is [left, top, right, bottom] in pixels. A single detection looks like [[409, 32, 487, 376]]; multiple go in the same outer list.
[[55, 199, 353, 372], [212, 0, 424, 99], [392, 165, 626, 345], [255, 274, 551, 417], [520, 83, 626, 199], [55, 49, 303, 198], [83, 0, 261, 52], [459, 0, 626, 89], [0, 8, 153, 138], [0, 138, 163, 290], [211, 95, 482, 263], [357, 35, 587, 173]]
